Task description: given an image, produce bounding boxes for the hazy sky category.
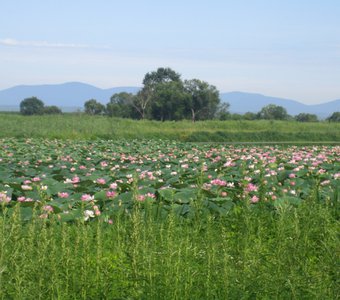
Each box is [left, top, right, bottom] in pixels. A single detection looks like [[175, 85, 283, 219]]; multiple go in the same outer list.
[[1, 0, 339, 104]]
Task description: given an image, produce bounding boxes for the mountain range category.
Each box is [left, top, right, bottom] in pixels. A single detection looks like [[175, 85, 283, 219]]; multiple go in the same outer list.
[[0, 82, 338, 118]]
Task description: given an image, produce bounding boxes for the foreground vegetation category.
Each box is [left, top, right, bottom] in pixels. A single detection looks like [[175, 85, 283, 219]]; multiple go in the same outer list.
[[0, 113, 339, 142], [0, 139, 339, 298], [0, 197, 338, 299]]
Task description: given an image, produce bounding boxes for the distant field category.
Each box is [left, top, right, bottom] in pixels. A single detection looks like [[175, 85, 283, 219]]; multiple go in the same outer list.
[[0, 113, 339, 142]]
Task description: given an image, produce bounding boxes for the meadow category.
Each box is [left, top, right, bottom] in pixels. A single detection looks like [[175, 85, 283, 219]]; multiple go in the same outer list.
[[0, 113, 339, 141], [0, 115, 339, 299]]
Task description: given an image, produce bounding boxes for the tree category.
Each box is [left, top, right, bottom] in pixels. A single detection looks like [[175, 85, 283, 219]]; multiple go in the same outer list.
[[20, 97, 45, 115], [132, 88, 152, 119], [258, 104, 289, 120], [135, 67, 182, 119], [143, 67, 181, 89], [184, 79, 222, 122], [150, 81, 190, 121], [43, 106, 62, 114], [106, 92, 135, 118], [295, 113, 318, 122], [84, 99, 105, 115], [243, 112, 258, 120], [327, 111, 340, 122]]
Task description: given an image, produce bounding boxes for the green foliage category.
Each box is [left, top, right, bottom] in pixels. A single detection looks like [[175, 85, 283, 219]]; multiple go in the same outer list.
[[258, 104, 289, 120], [43, 105, 62, 115], [295, 113, 318, 122], [150, 81, 190, 121], [20, 97, 45, 116], [184, 79, 222, 121], [106, 92, 136, 118], [129, 67, 226, 121], [0, 196, 338, 299], [327, 111, 340, 122], [84, 99, 105, 115], [0, 113, 339, 141]]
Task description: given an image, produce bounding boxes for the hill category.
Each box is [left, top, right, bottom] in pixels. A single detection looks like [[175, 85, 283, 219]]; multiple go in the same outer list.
[[221, 92, 339, 119]]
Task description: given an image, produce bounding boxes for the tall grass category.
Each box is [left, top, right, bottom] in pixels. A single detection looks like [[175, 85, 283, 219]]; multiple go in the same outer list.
[[0, 113, 339, 142], [0, 197, 338, 299]]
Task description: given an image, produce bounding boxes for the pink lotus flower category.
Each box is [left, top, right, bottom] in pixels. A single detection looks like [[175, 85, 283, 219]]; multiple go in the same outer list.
[[110, 182, 118, 189], [0, 192, 11, 203], [137, 195, 145, 202], [43, 205, 54, 213], [96, 178, 106, 185], [81, 194, 94, 201], [58, 192, 69, 198], [210, 179, 227, 186], [106, 191, 116, 199], [21, 185, 33, 190], [250, 195, 259, 203], [245, 183, 258, 192], [100, 161, 108, 167], [71, 176, 80, 183]]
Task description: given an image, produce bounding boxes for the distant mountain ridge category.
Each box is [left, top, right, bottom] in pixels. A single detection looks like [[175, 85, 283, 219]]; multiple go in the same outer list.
[[0, 82, 140, 110], [0, 82, 338, 118], [220, 92, 340, 119]]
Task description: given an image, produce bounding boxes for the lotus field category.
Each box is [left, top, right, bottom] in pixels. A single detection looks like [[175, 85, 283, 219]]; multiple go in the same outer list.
[[0, 139, 339, 219], [0, 138, 339, 299]]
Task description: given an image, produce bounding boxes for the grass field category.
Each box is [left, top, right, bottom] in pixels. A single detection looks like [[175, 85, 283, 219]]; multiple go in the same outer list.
[[0, 116, 339, 299], [0, 113, 339, 142]]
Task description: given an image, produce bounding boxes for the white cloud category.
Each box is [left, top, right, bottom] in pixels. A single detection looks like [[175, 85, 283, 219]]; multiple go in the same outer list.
[[0, 38, 107, 49]]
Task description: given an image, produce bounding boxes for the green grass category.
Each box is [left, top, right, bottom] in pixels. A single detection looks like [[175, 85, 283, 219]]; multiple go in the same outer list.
[[0, 196, 338, 299], [0, 113, 339, 142]]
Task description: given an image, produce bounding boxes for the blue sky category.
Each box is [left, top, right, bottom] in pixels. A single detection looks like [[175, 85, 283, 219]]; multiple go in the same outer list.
[[1, 0, 339, 104]]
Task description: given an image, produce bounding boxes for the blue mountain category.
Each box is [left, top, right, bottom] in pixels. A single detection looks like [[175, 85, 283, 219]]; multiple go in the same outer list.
[[221, 91, 339, 119], [0, 82, 140, 111]]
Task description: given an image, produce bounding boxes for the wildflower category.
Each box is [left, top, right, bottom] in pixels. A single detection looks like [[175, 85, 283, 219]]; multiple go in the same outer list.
[[250, 195, 259, 203], [32, 177, 41, 182]]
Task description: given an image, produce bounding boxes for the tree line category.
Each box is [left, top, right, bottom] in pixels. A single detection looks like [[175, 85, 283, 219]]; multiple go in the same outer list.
[[19, 67, 340, 122]]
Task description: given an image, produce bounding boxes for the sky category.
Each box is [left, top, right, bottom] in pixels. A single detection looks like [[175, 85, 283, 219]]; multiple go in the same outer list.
[[0, 0, 339, 104]]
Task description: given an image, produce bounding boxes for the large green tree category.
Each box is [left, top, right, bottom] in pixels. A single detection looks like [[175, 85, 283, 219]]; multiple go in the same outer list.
[[327, 111, 340, 122], [150, 81, 190, 121], [258, 104, 289, 120], [84, 99, 105, 115], [106, 92, 135, 118], [295, 113, 318, 122], [20, 97, 45, 115], [129, 67, 224, 121], [184, 79, 221, 122], [137, 67, 183, 120]]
